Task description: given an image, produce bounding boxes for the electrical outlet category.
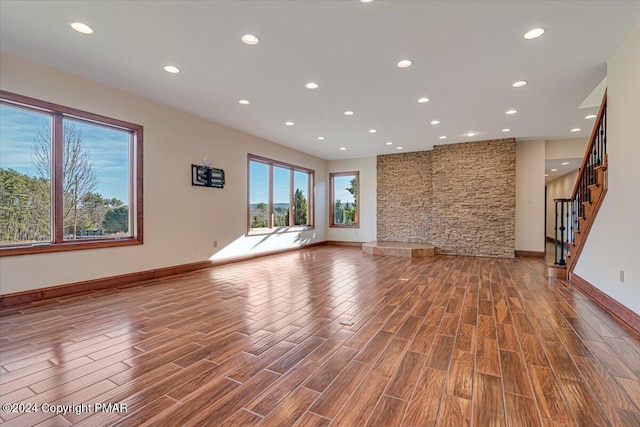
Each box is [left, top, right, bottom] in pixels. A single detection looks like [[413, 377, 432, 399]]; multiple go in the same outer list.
[[619, 270, 625, 283], [193, 242, 200, 251], [213, 240, 218, 248]]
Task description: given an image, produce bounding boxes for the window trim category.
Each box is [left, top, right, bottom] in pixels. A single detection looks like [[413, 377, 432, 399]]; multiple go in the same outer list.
[[247, 154, 314, 235], [329, 171, 359, 228], [0, 90, 143, 256]]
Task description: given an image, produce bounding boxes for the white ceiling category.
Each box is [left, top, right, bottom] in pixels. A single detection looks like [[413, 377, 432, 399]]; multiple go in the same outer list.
[[545, 157, 583, 184], [1, 1, 639, 160]]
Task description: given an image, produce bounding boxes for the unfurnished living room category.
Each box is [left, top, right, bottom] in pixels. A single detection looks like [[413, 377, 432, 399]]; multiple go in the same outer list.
[[0, 1, 639, 426]]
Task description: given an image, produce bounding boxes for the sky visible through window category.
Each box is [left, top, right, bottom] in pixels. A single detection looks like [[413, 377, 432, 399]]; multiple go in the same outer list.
[[249, 161, 310, 205], [249, 161, 268, 205], [273, 166, 289, 204], [333, 175, 355, 203], [294, 171, 308, 199], [0, 105, 130, 202]]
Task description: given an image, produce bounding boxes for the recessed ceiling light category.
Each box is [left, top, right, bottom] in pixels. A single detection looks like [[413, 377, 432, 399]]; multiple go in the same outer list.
[[585, 114, 597, 119], [361, 0, 374, 2], [561, 162, 570, 165], [164, 65, 180, 74], [467, 132, 477, 137], [344, 111, 354, 116], [512, 80, 528, 88], [397, 59, 413, 68], [241, 34, 260, 45], [238, 99, 250, 105], [285, 121, 295, 126], [339, 147, 347, 151], [439, 136, 447, 140], [317, 136, 325, 140], [70, 22, 94, 34], [570, 128, 581, 132], [545, 174, 549, 177], [524, 28, 545, 40], [430, 120, 440, 125], [418, 97, 430, 103], [551, 168, 558, 172], [397, 146, 404, 150], [502, 128, 512, 132], [369, 129, 377, 133], [385, 141, 393, 145], [506, 109, 518, 115], [306, 82, 319, 89]]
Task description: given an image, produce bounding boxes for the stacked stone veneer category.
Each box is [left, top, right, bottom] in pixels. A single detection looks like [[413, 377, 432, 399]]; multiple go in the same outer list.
[[377, 151, 433, 243], [377, 138, 516, 258]]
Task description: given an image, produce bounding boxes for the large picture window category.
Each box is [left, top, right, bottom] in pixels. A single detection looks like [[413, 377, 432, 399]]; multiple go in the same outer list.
[[0, 91, 143, 256], [330, 171, 359, 228], [248, 154, 314, 232]]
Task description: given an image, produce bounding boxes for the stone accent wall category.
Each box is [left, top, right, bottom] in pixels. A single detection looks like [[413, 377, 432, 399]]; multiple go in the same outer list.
[[376, 138, 516, 258], [431, 139, 516, 257], [377, 151, 433, 242]]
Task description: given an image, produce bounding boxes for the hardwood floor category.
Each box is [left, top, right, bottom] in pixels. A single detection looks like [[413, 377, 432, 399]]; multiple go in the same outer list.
[[1, 246, 639, 426]]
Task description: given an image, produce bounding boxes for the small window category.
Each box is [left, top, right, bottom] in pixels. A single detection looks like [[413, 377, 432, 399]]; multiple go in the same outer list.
[[0, 91, 143, 256], [330, 171, 359, 228], [248, 154, 314, 233]]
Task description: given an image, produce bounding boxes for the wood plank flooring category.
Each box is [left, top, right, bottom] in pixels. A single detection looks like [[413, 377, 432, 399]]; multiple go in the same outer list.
[[1, 246, 639, 426]]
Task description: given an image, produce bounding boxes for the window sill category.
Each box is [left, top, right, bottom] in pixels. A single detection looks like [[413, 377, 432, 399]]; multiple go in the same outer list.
[[330, 224, 359, 229], [247, 225, 315, 236], [0, 237, 142, 257]]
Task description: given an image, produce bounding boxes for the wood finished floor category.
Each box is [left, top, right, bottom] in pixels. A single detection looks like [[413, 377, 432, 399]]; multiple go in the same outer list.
[[1, 246, 639, 426]]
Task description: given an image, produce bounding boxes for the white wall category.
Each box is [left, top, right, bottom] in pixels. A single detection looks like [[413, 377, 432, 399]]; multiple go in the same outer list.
[[574, 24, 640, 314], [327, 157, 377, 243], [0, 52, 328, 295], [515, 140, 545, 253], [545, 171, 579, 239], [545, 138, 589, 160]]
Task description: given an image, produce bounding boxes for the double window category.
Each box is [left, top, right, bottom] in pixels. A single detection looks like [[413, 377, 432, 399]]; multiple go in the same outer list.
[[248, 154, 314, 232], [330, 171, 359, 228], [0, 91, 143, 255]]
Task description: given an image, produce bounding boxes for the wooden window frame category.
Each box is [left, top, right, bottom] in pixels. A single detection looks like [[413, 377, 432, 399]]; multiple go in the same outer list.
[[329, 171, 359, 228], [0, 91, 143, 256], [247, 154, 314, 235]]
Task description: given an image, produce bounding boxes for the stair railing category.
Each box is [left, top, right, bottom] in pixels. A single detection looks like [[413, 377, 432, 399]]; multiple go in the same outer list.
[[562, 91, 607, 274], [553, 198, 573, 265], [569, 92, 607, 236]]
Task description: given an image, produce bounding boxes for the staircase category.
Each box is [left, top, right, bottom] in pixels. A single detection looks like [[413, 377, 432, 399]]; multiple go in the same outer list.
[[552, 92, 608, 279]]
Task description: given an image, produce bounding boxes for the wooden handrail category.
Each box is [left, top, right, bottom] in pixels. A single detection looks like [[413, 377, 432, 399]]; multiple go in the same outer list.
[[564, 89, 608, 277], [570, 90, 607, 200]]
